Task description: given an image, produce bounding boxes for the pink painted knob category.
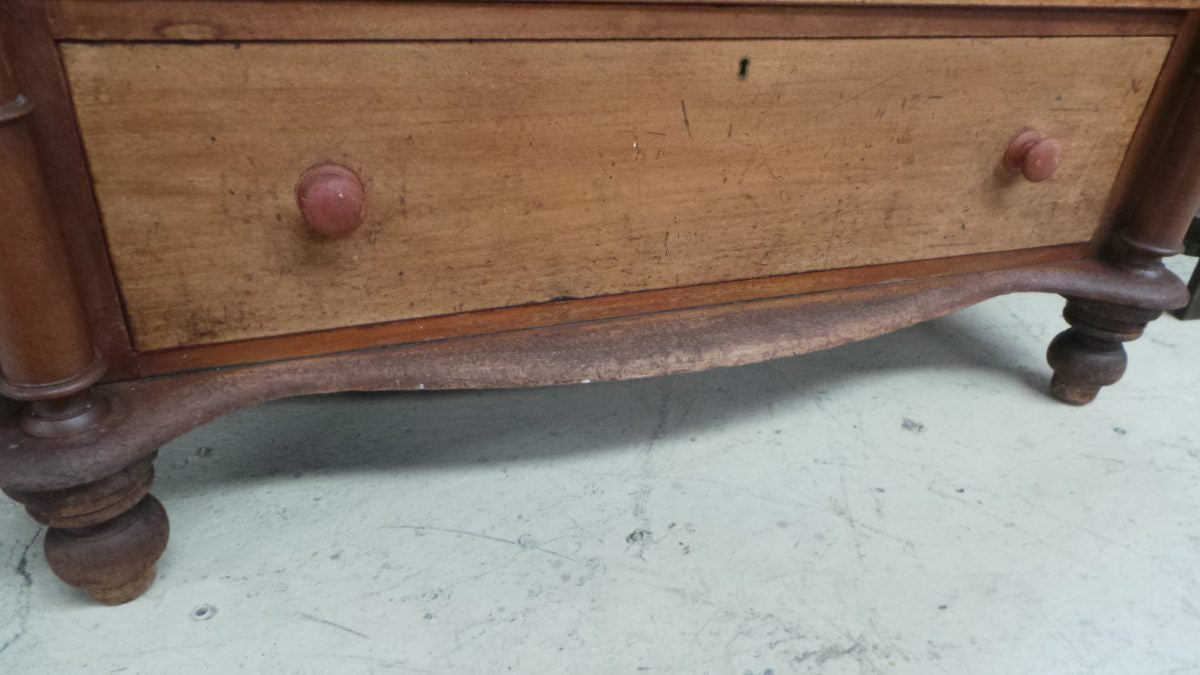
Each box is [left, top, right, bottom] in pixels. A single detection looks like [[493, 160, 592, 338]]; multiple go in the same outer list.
[[1003, 129, 1061, 183], [295, 163, 366, 238]]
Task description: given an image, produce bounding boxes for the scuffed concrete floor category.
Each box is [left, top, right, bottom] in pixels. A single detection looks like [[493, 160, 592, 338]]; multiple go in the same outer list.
[[1, 258, 1198, 674]]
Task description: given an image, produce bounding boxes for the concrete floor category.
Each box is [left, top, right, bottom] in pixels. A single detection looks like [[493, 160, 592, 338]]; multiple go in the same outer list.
[[1, 258, 1198, 674]]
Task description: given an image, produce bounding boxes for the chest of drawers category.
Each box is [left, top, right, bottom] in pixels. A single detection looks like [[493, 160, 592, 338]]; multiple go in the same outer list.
[[1, 0, 1197, 604]]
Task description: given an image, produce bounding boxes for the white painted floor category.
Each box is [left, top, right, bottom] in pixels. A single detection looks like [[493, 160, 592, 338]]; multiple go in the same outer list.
[[1, 258, 1198, 674]]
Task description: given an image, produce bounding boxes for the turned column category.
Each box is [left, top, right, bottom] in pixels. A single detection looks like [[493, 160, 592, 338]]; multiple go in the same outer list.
[[1047, 39, 1200, 404], [0, 48, 106, 436], [0, 43, 168, 603]]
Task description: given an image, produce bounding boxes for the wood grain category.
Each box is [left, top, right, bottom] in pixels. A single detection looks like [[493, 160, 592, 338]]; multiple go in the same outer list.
[[1, 2, 139, 380], [46, 1, 1183, 41], [64, 37, 1168, 351], [1123, 24, 1200, 258], [139, 244, 1087, 375], [1095, 13, 1200, 254]]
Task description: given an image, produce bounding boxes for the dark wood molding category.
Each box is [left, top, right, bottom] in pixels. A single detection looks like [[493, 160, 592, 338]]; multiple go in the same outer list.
[[47, 1, 1183, 41], [1, 256, 1187, 494]]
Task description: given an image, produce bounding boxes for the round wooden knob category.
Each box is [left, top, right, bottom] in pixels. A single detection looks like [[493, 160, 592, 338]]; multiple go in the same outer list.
[[1003, 129, 1061, 183], [295, 163, 366, 238]]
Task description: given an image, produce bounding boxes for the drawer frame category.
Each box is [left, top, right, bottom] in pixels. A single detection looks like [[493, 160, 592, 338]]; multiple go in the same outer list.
[[2, 1, 1195, 381], [0, 0, 1198, 604]]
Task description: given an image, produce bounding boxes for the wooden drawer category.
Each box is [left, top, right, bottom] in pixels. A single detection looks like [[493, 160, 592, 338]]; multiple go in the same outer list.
[[63, 37, 1168, 351]]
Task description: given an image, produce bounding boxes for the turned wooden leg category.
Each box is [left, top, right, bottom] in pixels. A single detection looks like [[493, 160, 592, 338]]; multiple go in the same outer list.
[[3, 456, 169, 604], [0, 40, 168, 604], [1047, 297, 1163, 405]]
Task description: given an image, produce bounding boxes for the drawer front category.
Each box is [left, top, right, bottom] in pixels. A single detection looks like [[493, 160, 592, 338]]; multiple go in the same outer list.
[[63, 38, 1168, 351]]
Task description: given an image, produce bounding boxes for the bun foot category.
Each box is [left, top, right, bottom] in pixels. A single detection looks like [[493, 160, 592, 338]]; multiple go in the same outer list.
[[85, 565, 159, 606], [44, 496, 169, 605], [4, 456, 169, 604], [1049, 372, 1103, 406], [1046, 297, 1160, 405], [1046, 329, 1127, 405]]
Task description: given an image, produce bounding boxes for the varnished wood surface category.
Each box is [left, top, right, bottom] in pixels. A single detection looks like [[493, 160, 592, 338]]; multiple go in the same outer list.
[[1123, 21, 1200, 257], [0, 4, 139, 380], [0, 256, 1187, 493], [40, 0, 1200, 42], [1096, 12, 1200, 253], [139, 245, 1087, 375], [66, 37, 1168, 351], [46, 1, 1183, 41], [0, 54, 98, 390]]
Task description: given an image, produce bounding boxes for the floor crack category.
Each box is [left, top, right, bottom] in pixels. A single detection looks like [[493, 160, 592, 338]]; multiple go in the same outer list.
[[15, 527, 42, 588], [0, 527, 41, 656]]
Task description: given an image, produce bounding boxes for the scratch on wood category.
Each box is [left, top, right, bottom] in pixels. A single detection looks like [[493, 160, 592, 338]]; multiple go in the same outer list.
[[680, 100, 692, 139], [806, 71, 903, 125]]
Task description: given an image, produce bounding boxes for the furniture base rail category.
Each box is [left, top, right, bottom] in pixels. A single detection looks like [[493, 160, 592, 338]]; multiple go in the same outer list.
[[0, 255, 1187, 603]]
